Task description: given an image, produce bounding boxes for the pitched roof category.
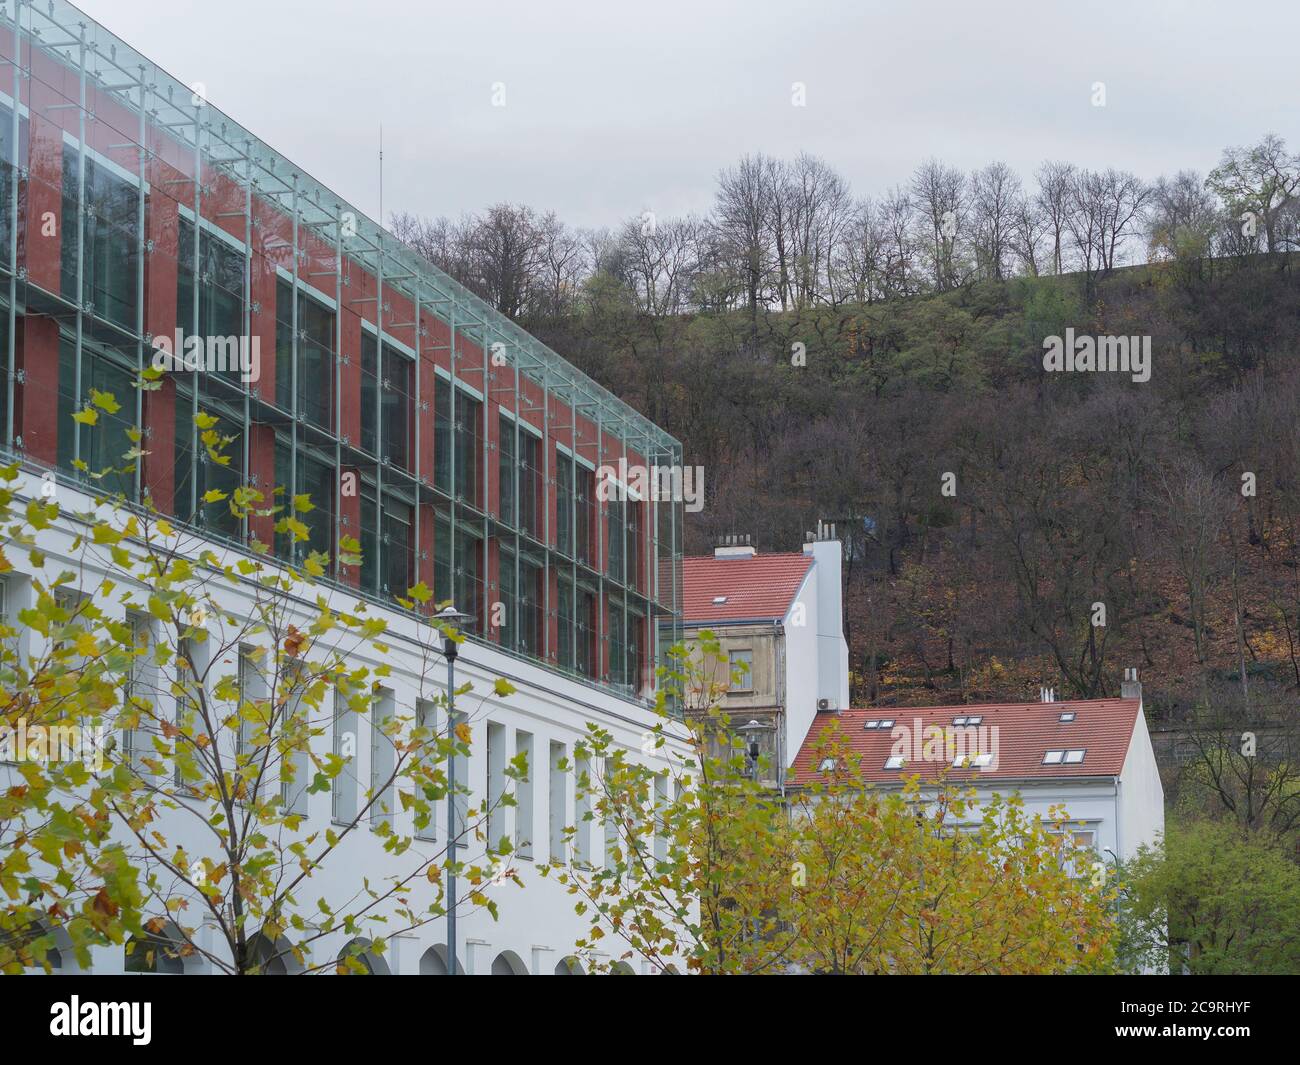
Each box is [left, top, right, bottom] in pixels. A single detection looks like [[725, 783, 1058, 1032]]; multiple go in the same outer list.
[[681, 552, 813, 623], [789, 698, 1141, 787]]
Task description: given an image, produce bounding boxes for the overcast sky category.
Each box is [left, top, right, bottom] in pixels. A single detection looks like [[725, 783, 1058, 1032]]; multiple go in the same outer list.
[[73, 0, 1300, 231]]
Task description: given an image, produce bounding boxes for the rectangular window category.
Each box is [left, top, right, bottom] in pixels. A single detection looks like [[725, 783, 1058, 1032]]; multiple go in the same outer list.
[[499, 414, 516, 529], [276, 279, 335, 430], [176, 217, 244, 387], [557, 574, 575, 671], [556, 451, 574, 557], [434, 511, 452, 605], [57, 335, 137, 500], [122, 615, 154, 777], [608, 598, 626, 688], [574, 754, 591, 866], [606, 496, 625, 583], [518, 430, 541, 539], [487, 721, 506, 850], [280, 662, 310, 816], [332, 685, 357, 823], [603, 757, 617, 871], [626, 501, 642, 591], [654, 772, 668, 863], [628, 609, 645, 696], [515, 730, 534, 860], [415, 699, 437, 841], [434, 379, 452, 494], [576, 586, 597, 678], [548, 741, 566, 863], [729, 649, 754, 692], [454, 392, 483, 507], [173, 637, 199, 790], [519, 553, 543, 657], [63, 149, 141, 331], [360, 334, 413, 470], [370, 689, 395, 830], [454, 528, 483, 633], [235, 647, 260, 799], [575, 464, 595, 567]]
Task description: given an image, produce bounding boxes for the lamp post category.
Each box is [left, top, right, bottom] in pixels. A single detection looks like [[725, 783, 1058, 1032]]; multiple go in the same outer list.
[[739, 718, 776, 783], [436, 604, 472, 976]]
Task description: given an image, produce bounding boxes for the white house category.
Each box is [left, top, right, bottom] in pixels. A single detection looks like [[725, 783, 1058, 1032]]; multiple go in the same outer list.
[[676, 523, 850, 788], [789, 672, 1165, 867]]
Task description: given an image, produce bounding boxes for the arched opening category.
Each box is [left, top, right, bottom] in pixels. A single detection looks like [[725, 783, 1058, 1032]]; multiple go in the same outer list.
[[336, 937, 390, 975], [419, 944, 465, 975], [247, 931, 300, 975], [610, 960, 636, 975], [490, 949, 528, 975], [662, 964, 681, 974], [0, 921, 63, 971], [554, 955, 584, 975], [125, 923, 190, 974]]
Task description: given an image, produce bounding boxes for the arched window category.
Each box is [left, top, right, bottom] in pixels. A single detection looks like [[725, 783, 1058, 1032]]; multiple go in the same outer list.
[[125, 927, 187, 974], [418, 944, 465, 975], [609, 960, 636, 975], [248, 931, 300, 975], [554, 956, 584, 975], [336, 937, 390, 975], [0, 921, 63, 971], [490, 950, 528, 975]]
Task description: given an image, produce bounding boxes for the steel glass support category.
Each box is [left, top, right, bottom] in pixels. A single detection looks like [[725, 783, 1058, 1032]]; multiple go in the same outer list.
[[72, 24, 85, 469], [6, 0, 23, 451]]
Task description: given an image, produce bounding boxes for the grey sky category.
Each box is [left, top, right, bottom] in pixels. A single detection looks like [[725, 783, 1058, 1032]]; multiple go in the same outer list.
[[75, 0, 1300, 231]]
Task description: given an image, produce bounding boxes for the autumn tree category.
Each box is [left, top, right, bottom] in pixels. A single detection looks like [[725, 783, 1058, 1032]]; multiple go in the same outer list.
[[1, 389, 524, 973]]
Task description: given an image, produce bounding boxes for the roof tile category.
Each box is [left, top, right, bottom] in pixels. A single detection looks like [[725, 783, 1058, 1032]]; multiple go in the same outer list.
[[681, 553, 813, 623], [790, 699, 1140, 786]]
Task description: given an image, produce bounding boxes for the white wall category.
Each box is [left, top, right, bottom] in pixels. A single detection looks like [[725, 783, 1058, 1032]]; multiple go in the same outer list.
[[1118, 703, 1165, 862], [782, 571, 820, 769], [802, 539, 849, 713], [1, 470, 691, 975]]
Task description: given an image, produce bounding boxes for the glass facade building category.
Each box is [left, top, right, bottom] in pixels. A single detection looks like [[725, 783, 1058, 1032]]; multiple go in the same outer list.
[[0, 0, 683, 699]]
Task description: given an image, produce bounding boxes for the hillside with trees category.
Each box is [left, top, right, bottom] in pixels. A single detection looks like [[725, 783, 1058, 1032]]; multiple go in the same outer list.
[[393, 136, 1300, 841]]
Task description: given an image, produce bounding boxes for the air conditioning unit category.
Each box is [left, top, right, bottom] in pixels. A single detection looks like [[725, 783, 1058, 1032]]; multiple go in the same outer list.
[[817, 698, 835, 712]]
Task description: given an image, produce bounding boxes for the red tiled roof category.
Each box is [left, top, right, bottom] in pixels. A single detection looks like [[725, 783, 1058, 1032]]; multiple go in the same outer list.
[[789, 699, 1140, 787], [681, 552, 813, 623]]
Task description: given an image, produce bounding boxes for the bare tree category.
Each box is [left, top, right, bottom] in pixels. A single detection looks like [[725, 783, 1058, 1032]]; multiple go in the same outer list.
[[1010, 196, 1047, 277], [713, 154, 781, 335], [970, 161, 1021, 281], [911, 159, 968, 290], [1034, 161, 1077, 275], [841, 197, 888, 303]]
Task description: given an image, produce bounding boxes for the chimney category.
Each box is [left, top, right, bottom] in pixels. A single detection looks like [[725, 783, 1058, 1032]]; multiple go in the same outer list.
[[1039, 687, 1056, 703], [1120, 667, 1142, 701], [714, 533, 756, 559], [801, 520, 850, 717]]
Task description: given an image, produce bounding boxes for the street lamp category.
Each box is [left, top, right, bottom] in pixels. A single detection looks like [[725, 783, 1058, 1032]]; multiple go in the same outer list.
[[435, 604, 473, 976], [739, 718, 775, 783]]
